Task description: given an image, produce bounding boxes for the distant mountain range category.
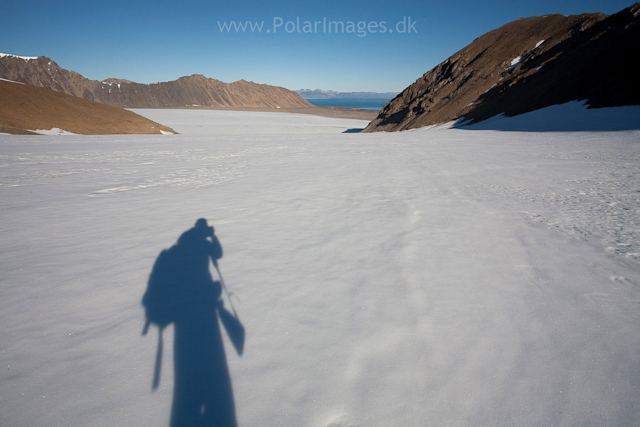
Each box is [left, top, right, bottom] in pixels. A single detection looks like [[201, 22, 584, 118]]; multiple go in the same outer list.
[[296, 89, 398, 99], [364, 2, 640, 132], [0, 54, 311, 109]]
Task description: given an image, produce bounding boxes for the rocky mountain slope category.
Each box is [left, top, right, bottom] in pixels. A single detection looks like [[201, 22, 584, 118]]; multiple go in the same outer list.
[[364, 3, 640, 132], [0, 79, 176, 135], [0, 54, 312, 109]]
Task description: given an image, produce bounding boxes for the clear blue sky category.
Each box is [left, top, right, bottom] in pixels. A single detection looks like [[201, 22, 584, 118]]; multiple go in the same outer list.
[[2, 0, 635, 92]]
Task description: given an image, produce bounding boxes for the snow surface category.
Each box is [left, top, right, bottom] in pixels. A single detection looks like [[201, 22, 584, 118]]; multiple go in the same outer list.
[[1, 109, 640, 427], [458, 101, 640, 132], [0, 52, 38, 60]]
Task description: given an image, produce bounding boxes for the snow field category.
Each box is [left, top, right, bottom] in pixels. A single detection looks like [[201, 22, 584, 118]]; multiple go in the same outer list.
[[1, 108, 639, 426]]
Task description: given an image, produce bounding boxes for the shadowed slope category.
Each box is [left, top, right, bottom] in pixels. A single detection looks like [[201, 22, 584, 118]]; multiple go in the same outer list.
[[364, 3, 640, 132]]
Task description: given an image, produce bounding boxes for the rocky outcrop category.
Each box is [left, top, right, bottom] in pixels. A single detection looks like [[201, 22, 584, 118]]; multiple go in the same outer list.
[[0, 55, 312, 109], [0, 79, 177, 135], [364, 3, 640, 132]]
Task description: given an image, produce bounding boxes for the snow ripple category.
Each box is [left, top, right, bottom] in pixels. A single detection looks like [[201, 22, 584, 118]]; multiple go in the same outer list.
[[476, 161, 640, 263]]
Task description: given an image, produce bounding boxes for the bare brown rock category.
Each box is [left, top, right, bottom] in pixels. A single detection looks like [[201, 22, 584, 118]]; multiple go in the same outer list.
[[364, 3, 640, 132], [0, 79, 177, 135], [0, 55, 312, 109]]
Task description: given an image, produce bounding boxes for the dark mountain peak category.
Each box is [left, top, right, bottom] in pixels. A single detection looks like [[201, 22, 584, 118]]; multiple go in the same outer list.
[[364, 3, 639, 132]]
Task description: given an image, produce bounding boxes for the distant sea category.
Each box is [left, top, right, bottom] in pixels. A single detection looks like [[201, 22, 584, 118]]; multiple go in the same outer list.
[[305, 97, 391, 110]]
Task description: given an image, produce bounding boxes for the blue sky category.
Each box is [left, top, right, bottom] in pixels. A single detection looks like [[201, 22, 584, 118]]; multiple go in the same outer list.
[[2, 0, 635, 92]]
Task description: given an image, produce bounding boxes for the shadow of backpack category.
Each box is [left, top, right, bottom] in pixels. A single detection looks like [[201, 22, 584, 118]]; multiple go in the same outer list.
[[141, 245, 183, 390]]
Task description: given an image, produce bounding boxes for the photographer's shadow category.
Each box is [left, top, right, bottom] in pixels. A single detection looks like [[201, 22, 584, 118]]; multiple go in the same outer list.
[[141, 219, 244, 427]]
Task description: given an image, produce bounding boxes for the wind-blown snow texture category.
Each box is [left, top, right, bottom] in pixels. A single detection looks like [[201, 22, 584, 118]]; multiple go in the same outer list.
[[1, 108, 640, 427]]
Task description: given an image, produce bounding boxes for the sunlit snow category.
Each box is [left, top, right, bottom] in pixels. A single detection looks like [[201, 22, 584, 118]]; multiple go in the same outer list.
[[1, 108, 640, 427], [0, 77, 24, 84], [0, 52, 38, 60], [30, 127, 79, 135]]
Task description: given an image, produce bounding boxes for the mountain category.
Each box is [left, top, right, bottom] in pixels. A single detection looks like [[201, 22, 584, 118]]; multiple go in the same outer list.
[[296, 89, 398, 99], [363, 3, 640, 132], [0, 78, 176, 135], [0, 54, 312, 109]]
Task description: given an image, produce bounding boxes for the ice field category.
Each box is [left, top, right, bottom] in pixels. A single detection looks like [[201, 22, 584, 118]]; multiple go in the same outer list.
[[1, 107, 640, 426]]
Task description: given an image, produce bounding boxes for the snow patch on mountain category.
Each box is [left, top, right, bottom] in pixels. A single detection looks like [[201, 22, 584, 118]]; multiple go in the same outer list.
[[30, 127, 78, 135], [0, 52, 38, 60], [0, 77, 24, 84]]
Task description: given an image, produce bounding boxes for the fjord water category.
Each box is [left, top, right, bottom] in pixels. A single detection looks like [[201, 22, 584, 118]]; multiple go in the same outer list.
[[305, 97, 392, 110]]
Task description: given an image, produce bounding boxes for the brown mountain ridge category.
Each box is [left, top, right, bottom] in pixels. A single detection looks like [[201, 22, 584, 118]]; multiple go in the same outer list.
[[0, 55, 312, 109], [364, 3, 640, 132], [0, 79, 176, 135]]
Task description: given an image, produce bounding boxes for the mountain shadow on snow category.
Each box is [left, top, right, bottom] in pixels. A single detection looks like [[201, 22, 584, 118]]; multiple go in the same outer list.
[[141, 218, 244, 427]]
